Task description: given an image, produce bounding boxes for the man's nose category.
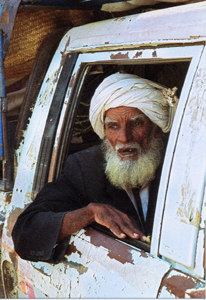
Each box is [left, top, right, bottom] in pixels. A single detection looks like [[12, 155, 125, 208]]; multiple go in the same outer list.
[[118, 126, 132, 144]]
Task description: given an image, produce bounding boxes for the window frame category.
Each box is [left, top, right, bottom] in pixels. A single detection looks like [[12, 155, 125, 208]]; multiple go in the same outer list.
[[47, 44, 204, 254]]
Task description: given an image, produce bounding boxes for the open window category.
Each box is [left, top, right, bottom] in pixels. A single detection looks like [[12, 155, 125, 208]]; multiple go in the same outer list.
[[42, 45, 203, 253]]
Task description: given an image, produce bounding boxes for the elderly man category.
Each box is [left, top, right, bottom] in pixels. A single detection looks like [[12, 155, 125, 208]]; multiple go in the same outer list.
[[12, 72, 178, 263]]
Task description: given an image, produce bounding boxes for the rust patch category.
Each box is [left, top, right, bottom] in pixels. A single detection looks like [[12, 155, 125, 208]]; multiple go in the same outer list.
[[164, 275, 196, 298], [186, 289, 206, 299], [114, 17, 126, 22], [66, 241, 82, 257], [85, 228, 134, 265], [69, 73, 76, 88], [67, 261, 88, 275], [110, 52, 129, 60], [186, 289, 206, 298], [140, 250, 148, 258], [5, 193, 12, 204], [61, 37, 71, 67], [9, 251, 18, 270], [152, 50, 157, 58], [63, 36, 71, 53], [133, 51, 143, 58], [6, 207, 24, 237], [2, 260, 18, 298], [107, 249, 133, 265]]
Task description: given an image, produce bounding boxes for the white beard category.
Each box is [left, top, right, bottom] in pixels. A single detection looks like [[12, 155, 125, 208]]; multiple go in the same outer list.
[[102, 134, 164, 190]]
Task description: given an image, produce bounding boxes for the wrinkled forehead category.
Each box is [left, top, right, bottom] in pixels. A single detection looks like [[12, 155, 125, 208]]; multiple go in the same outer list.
[[104, 106, 148, 123]]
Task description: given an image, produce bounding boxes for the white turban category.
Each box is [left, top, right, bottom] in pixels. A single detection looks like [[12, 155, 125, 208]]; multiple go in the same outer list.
[[89, 72, 178, 139]]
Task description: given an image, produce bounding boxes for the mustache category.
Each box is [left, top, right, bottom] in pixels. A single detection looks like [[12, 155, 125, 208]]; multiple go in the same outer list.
[[115, 142, 143, 152]]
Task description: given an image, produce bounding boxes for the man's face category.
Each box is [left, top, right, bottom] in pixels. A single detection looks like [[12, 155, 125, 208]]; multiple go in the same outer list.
[[104, 106, 154, 161]]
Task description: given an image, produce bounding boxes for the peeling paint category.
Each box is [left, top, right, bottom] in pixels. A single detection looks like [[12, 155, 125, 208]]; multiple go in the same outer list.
[[152, 50, 157, 57], [140, 250, 149, 258], [67, 261, 88, 275], [188, 68, 206, 128], [31, 262, 53, 276], [1, 4, 206, 298], [61, 37, 71, 67], [110, 52, 129, 60], [177, 195, 200, 227], [163, 274, 195, 298], [158, 269, 206, 299], [38, 69, 60, 107], [186, 287, 206, 298], [69, 73, 76, 88], [85, 228, 134, 265], [133, 51, 143, 58], [67, 241, 82, 257], [6, 207, 23, 237]]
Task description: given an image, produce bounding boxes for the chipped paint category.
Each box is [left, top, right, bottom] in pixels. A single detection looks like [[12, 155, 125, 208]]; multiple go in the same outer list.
[[177, 192, 200, 227], [67, 261, 88, 275], [140, 250, 149, 258], [68, 73, 76, 88], [1, 3, 206, 298], [163, 275, 196, 298], [63, 3, 206, 53], [110, 52, 129, 60], [31, 262, 53, 277], [187, 68, 206, 128], [158, 269, 205, 298], [47, 228, 171, 298], [133, 51, 143, 58], [185, 287, 206, 298], [85, 228, 134, 264], [67, 241, 82, 257], [2, 260, 18, 298], [60, 37, 71, 67], [6, 207, 23, 238], [152, 50, 157, 57]]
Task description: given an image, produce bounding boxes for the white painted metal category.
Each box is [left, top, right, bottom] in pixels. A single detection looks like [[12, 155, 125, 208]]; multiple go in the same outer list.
[[151, 45, 204, 256], [62, 2, 206, 53], [2, 40, 65, 249], [193, 187, 206, 279], [1, 2, 206, 298], [159, 47, 206, 271], [18, 229, 170, 298]]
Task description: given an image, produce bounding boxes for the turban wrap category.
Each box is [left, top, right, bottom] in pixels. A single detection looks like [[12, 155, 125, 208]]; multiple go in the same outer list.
[[89, 72, 178, 139]]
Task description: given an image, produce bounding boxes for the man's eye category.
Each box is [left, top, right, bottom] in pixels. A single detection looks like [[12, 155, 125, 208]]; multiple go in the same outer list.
[[108, 124, 118, 129], [131, 121, 140, 127]]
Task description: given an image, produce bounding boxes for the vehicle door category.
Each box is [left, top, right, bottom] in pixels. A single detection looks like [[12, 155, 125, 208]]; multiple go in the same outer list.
[[2, 44, 205, 297]]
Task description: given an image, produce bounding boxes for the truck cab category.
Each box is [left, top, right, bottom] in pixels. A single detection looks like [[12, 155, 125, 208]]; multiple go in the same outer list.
[[0, 2, 205, 298]]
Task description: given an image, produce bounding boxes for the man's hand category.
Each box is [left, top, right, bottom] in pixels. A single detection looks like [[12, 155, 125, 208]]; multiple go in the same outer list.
[[88, 203, 147, 241], [58, 203, 146, 243]]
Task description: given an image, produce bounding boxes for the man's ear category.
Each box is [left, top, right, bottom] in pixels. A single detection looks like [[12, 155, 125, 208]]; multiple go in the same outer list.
[[153, 125, 164, 140]]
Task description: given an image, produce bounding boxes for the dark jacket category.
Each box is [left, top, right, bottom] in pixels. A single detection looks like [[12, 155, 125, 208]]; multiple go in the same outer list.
[[12, 145, 161, 263]]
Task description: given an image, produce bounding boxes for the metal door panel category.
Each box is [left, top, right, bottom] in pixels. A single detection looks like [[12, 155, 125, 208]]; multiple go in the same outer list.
[[159, 47, 206, 270]]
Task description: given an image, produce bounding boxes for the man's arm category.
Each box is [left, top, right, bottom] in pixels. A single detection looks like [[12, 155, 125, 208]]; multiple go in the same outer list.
[[58, 203, 147, 242]]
